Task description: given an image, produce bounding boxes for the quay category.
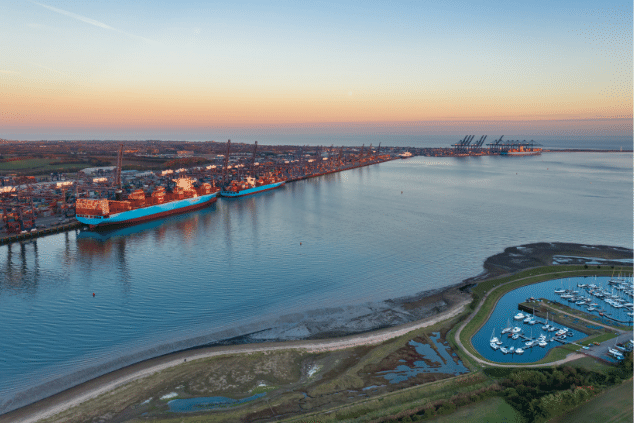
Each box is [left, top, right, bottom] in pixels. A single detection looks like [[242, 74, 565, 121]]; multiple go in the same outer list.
[[2, 142, 395, 243], [0, 221, 82, 245], [0, 135, 563, 240]]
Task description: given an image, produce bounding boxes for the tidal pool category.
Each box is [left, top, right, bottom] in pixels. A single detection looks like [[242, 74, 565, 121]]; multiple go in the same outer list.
[[379, 332, 469, 384], [168, 393, 266, 413]]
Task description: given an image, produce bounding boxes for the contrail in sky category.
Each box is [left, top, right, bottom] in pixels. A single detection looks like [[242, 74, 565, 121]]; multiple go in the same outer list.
[[30, 1, 154, 43]]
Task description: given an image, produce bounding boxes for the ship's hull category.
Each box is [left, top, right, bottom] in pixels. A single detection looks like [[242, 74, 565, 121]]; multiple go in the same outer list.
[[220, 181, 285, 198], [76, 192, 218, 229], [501, 151, 541, 156]]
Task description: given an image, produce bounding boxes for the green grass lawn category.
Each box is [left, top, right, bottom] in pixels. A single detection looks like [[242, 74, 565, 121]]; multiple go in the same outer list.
[[0, 158, 93, 173], [567, 356, 618, 373], [553, 379, 633, 423], [0, 158, 54, 170], [426, 396, 524, 423]]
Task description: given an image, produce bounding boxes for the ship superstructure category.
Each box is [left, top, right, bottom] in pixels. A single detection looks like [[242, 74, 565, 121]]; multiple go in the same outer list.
[[76, 178, 219, 229], [219, 140, 286, 198], [220, 175, 285, 197], [76, 145, 219, 229]]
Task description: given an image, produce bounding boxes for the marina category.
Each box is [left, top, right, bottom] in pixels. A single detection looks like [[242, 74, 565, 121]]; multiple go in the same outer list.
[[472, 275, 633, 363], [0, 152, 631, 414]]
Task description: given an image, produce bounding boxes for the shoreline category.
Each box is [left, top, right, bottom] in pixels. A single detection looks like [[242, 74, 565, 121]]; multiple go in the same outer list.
[[2, 296, 473, 423], [1, 242, 632, 422]]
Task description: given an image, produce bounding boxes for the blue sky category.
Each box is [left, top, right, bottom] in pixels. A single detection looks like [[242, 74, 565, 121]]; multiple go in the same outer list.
[[0, 0, 631, 139]]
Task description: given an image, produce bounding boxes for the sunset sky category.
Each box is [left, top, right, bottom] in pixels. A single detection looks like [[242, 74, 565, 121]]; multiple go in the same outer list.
[[1, 0, 631, 140]]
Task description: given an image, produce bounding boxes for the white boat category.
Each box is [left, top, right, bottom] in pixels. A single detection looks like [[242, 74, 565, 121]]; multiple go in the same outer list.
[[514, 312, 525, 320], [515, 348, 524, 354], [490, 342, 499, 350], [509, 346, 515, 353], [608, 348, 623, 358], [490, 329, 499, 344], [500, 347, 509, 354], [512, 327, 522, 333], [525, 340, 534, 348], [512, 333, 520, 340], [502, 319, 512, 334], [538, 340, 547, 347], [523, 315, 532, 323], [542, 312, 550, 331], [554, 289, 566, 294]]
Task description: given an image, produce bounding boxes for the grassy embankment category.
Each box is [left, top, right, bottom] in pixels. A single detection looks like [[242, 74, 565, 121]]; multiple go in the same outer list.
[[458, 265, 631, 366]]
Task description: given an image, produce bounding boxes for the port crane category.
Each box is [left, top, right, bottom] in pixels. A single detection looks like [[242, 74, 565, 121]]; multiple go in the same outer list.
[[250, 141, 258, 177], [222, 139, 231, 186]]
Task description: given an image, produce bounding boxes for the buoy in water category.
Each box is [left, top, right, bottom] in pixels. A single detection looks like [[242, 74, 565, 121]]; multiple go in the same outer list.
[[300, 242, 302, 245], [92, 293, 95, 297]]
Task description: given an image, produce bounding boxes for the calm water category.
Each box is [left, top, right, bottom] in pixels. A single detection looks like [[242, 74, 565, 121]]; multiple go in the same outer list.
[[168, 393, 266, 413], [471, 276, 630, 364], [0, 152, 631, 413]]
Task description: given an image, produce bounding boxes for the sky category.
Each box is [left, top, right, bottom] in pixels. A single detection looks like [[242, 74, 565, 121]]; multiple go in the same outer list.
[[0, 0, 632, 140]]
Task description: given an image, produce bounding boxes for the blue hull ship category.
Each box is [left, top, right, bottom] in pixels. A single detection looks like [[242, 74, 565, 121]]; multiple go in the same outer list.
[[220, 181, 285, 198]]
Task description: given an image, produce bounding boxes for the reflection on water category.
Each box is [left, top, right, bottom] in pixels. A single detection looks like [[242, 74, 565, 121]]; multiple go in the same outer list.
[[0, 153, 631, 414], [168, 393, 266, 413], [1, 241, 41, 295]]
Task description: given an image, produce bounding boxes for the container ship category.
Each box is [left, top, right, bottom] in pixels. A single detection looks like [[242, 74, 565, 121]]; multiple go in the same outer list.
[[501, 146, 542, 156], [219, 139, 285, 197], [76, 178, 219, 229], [220, 174, 285, 198]]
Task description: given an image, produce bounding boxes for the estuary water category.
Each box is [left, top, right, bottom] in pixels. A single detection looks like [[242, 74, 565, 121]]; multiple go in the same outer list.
[[0, 152, 632, 413]]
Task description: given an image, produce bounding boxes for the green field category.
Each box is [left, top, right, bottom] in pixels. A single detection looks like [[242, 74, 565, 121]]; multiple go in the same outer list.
[[427, 396, 524, 423], [567, 356, 620, 373], [0, 158, 56, 170], [553, 379, 633, 423], [0, 158, 93, 173]]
